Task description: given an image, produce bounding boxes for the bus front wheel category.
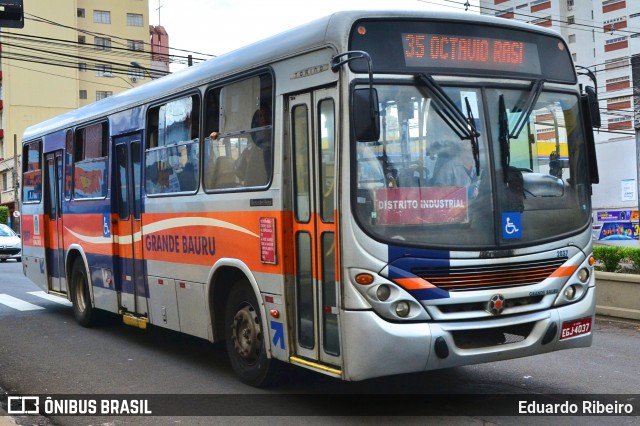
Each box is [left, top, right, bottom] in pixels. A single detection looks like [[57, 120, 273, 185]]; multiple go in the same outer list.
[[70, 258, 98, 327], [224, 282, 280, 387]]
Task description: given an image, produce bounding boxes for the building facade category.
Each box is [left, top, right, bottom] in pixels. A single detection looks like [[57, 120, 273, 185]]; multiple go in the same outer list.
[[480, 0, 640, 244], [0, 0, 164, 230]]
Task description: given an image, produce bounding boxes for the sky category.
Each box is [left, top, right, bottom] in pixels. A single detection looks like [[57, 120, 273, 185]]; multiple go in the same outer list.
[[148, 0, 480, 70]]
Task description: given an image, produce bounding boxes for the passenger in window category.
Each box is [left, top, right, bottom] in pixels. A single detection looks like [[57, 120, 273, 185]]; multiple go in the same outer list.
[[235, 103, 272, 187], [430, 140, 478, 198]]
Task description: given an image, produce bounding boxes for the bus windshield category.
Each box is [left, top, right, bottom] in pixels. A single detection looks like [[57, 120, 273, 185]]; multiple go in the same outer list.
[[353, 82, 591, 249]]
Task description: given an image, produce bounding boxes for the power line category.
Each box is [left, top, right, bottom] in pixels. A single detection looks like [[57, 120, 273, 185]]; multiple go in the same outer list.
[[24, 12, 215, 62]]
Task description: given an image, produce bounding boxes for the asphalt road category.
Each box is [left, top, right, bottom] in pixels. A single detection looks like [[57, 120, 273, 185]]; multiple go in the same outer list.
[[0, 260, 638, 425]]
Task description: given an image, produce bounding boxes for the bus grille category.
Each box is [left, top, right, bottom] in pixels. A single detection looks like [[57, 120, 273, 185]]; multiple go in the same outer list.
[[412, 258, 567, 291], [450, 322, 535, 349]]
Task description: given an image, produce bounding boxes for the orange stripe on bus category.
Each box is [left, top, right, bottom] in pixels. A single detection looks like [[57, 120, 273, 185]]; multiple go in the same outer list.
[[392, 277, 436, 290], [549, 265, 578, 278]]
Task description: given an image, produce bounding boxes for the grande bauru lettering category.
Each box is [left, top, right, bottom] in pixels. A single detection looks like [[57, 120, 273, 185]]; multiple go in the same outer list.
[[145, 234, 216, 256]]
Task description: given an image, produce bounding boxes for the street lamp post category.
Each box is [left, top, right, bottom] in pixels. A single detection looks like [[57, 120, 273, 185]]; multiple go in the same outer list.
[[131, 61, 157, 80]]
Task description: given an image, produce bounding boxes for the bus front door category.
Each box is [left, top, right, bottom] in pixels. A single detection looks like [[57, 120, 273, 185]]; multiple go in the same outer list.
[[114, 135, 148, 320], [44, 151, 65, 293], [288, 87, 342, 371]]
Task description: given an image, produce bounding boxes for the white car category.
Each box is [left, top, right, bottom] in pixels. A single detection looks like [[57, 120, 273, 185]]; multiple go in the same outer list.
[[0, 224, 21, 262]]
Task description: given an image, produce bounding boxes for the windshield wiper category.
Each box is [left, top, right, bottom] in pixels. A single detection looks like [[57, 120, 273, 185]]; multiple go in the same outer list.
[[464, 96, 480, 176], [416, 73, 480, 141], [509, 79, 545, 139], [499, 94, 510, 182]]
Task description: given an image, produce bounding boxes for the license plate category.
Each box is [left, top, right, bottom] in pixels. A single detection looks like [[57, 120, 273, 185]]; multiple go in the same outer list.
[[560, 317, 592, 340]]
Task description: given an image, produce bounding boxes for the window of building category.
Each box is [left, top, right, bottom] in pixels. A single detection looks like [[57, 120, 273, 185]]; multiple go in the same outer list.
[[94, 37, 111, 50], [77, 8, 85, 18], [146, 94, 201, 194], [79, 90, 87, 99], [74, 123, 108, 199], [96, 91, 112, 101], [567, 15, 575, 24], [606, 36, 627, 44], [127, 13, 143, 26], [78, 63, 87, 72], [605, 57, 628, 70], [567, 0, 574, 8], [203, 73, 274, 191], [516, 3, 528, 9], [606, 76, 630, 86], [78, 35, 86, 44], [631, 12, 640, 19], [128, 66, 145, 81], [2, 172, 7, 192], [607, 96, 631, 104], [568, 34, 576, 43], [95, 64, 113, 77], [93, 10, 111, 24], [127, 40, 144, 51]]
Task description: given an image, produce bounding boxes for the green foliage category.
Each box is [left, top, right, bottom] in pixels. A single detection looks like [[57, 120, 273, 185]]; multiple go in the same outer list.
[[623, 247, 640, 272], [0, 206, 8, 225], [593, 245, 640, 273]]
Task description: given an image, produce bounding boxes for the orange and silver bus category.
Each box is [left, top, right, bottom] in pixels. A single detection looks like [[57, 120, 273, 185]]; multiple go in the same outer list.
[[20, 10, 600, 386]]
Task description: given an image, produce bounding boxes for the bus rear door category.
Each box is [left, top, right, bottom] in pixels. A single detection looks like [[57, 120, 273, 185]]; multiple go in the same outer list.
[[288, 87, 341, 372], [44, 150, 65, 294], [113, 134, 148, 322]]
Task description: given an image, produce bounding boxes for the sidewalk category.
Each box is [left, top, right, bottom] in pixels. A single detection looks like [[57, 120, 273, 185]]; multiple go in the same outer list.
[[0, 413, 15, 425]]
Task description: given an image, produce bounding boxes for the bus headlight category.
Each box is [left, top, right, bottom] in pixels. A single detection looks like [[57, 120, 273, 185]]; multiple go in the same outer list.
[[563, 285, 577, 300], [376, 284, 391, 301], [349, 268, 431, 321], [577, 268, 590, 283], [395, 301, 410, 317]]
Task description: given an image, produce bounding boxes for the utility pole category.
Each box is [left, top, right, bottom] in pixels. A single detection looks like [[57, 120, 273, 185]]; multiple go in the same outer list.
[[633, 55, 640, 246], [13, 134, 19, 232]]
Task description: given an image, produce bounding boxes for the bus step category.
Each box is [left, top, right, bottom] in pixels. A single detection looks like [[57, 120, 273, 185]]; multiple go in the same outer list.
[[121, 313, 149, 330], [289, 356, 341, 378]]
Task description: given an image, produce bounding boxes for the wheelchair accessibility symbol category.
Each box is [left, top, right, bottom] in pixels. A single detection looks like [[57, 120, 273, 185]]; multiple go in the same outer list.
[[502, 212, 522, 239], [102, 213, 111, 238]]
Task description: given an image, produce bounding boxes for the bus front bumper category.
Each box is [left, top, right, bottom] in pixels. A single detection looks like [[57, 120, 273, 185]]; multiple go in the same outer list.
[[340, 286, 595, 381]]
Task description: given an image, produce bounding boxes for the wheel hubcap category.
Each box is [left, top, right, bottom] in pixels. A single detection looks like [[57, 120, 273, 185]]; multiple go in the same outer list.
[[231, 305, 261, 363]]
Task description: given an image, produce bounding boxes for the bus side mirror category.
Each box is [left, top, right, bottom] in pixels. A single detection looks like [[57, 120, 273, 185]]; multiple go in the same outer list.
[[581, 91, 599, 185], [584, 86, 601, 129], [352, 88, 380, 142]]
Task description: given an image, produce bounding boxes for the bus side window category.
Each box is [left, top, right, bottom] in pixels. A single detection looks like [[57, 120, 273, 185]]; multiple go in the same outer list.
[[210, 73, 273, 190], [22, 141, 43, 203], [145, 94, 200, 194], [74, 122, 108, 199]]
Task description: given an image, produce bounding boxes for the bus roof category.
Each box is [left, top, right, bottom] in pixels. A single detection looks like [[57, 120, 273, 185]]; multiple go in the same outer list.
[[22, 9, 563, 142]]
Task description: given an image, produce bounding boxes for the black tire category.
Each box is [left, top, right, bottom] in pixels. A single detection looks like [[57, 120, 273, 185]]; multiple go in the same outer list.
[[0, 259, 6, 262], [225, 282, 280, 387], [70, 258, 98, 327]]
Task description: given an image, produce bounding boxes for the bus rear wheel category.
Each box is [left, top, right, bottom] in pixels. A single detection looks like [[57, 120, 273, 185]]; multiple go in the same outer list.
[[224, 282, 280, 387], [70, 258, 98, 327]]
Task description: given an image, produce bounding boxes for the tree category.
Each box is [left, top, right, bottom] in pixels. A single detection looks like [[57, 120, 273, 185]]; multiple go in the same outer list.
[[0, 206, 8, 225]]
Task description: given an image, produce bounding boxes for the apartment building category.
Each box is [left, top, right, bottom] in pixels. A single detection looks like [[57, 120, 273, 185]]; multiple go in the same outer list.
[[480, 0, 640, 244], [0, 0, 166, 229]]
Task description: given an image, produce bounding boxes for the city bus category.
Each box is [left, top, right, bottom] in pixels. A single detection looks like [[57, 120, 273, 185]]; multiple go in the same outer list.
[[20, 10, 600, 386]]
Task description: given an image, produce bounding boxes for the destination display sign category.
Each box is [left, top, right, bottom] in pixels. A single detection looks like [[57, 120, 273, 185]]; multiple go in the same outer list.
[[348, 19, 576, 83], [402, 33, 541, 75]]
